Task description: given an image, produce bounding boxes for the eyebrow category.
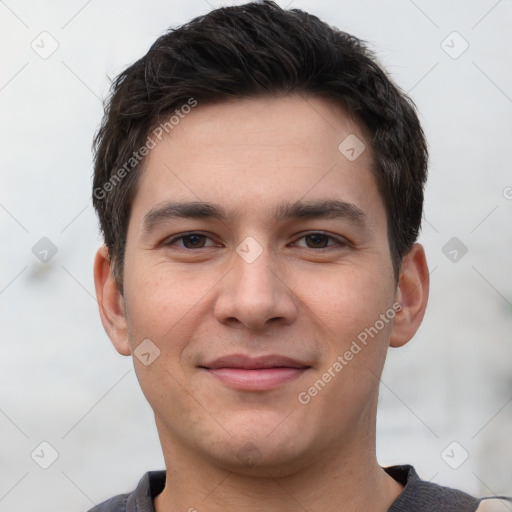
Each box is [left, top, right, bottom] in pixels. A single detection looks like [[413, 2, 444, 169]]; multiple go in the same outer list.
[[142, 199, 368, 233]]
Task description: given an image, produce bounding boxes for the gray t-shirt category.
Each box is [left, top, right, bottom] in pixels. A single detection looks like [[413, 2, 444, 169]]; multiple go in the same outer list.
[[88, 464, 510, 511]]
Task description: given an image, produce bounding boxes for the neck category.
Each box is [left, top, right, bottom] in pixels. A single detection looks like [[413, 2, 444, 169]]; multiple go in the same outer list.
[[153, 421, 403, 512]]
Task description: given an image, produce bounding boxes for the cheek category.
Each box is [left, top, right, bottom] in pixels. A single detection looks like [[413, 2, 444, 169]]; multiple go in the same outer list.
[[298, 263, 394, 345], [124, 259, 211, 330], [122, 264, 206, 413], [122, 258, 230, 378], [300, 268, 393, 415]]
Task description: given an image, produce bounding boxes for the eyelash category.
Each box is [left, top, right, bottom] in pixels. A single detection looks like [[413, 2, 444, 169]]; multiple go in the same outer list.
[[163, 231, 349, 250]]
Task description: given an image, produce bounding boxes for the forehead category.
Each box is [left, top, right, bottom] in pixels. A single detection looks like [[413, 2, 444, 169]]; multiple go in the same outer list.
[[130, 94, 385, 232]]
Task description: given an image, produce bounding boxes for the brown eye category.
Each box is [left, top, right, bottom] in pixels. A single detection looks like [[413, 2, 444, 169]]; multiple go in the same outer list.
[[304, 233, 330, 248], [294, 232, 346, 249], [165, 233, 216, 249], [181, 234, 207, 248]]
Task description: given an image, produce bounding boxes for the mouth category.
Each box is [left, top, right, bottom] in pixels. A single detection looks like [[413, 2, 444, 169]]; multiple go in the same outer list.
[[199, 354, 311, 391]]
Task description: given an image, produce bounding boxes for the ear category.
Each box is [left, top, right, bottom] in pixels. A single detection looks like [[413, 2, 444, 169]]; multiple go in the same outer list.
[[389, 243, 429, 348], [93, 246, 131, 356]]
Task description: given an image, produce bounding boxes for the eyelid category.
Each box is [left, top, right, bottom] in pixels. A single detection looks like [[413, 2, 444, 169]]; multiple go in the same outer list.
[[163, 231, 350, 249], [291, 231, 350, 248], [163, 231, 219, 248]]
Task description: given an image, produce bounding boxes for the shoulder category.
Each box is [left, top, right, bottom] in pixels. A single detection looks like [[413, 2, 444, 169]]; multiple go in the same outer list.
[[87, 494, 129, 512], [86, 471, 166, 512], [385, 465, 479, 511], [385, 465, 512, 512]]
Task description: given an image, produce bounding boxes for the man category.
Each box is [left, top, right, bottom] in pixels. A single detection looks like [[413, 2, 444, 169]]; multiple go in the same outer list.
[[90, 2, 510, 510]]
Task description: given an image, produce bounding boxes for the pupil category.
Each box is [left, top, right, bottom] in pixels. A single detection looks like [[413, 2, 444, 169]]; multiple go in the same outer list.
[[308, 234, 327, 248], [185, 235, 204, 248]]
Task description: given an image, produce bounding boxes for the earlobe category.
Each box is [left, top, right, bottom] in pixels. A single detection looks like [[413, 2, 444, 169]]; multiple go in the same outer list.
[[93, 246, 131, 356], [389, 243, 429, 348]]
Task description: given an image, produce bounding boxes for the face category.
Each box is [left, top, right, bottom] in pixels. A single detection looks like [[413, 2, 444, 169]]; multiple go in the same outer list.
[[96, 94, 424, 476]]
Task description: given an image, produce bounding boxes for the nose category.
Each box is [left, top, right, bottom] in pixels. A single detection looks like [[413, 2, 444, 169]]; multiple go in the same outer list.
[[213, 242, 298, 331]]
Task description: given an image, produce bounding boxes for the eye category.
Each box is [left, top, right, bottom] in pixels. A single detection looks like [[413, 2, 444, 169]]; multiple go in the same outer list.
[[163, 231, 348, 251], [164, 232, 217, 249], [293, 232, 347, 249]]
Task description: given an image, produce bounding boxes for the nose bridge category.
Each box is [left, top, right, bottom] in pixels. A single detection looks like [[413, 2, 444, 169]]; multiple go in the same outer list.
[[214, 235, 297, 329], [233, 236, 279, 302], [234, 243, 277, 292]]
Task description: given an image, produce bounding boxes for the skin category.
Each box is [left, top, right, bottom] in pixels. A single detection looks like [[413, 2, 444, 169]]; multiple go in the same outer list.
[[94, 94, 429, 512]]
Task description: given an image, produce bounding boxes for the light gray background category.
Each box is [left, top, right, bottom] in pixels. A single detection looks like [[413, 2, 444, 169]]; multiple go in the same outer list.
[[1, 1, 511, 510]]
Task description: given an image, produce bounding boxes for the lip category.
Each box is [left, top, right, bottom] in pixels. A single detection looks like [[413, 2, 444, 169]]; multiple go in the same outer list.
[[200, 354, 311, 391]]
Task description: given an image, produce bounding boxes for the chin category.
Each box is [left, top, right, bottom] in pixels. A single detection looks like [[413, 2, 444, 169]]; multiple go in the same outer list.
[[201, 420, 316, 477], [212, 441, 313, 478]]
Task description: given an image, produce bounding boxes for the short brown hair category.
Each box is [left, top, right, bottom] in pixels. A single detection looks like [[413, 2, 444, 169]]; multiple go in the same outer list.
[[92, 0, 428, 292]]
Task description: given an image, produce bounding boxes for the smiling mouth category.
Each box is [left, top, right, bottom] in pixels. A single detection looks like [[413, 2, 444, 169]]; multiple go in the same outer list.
[[199, 354, 311, 391]]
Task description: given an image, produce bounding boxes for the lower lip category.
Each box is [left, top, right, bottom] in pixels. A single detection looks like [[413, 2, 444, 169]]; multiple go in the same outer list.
[[205, 367, 308, 391]]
